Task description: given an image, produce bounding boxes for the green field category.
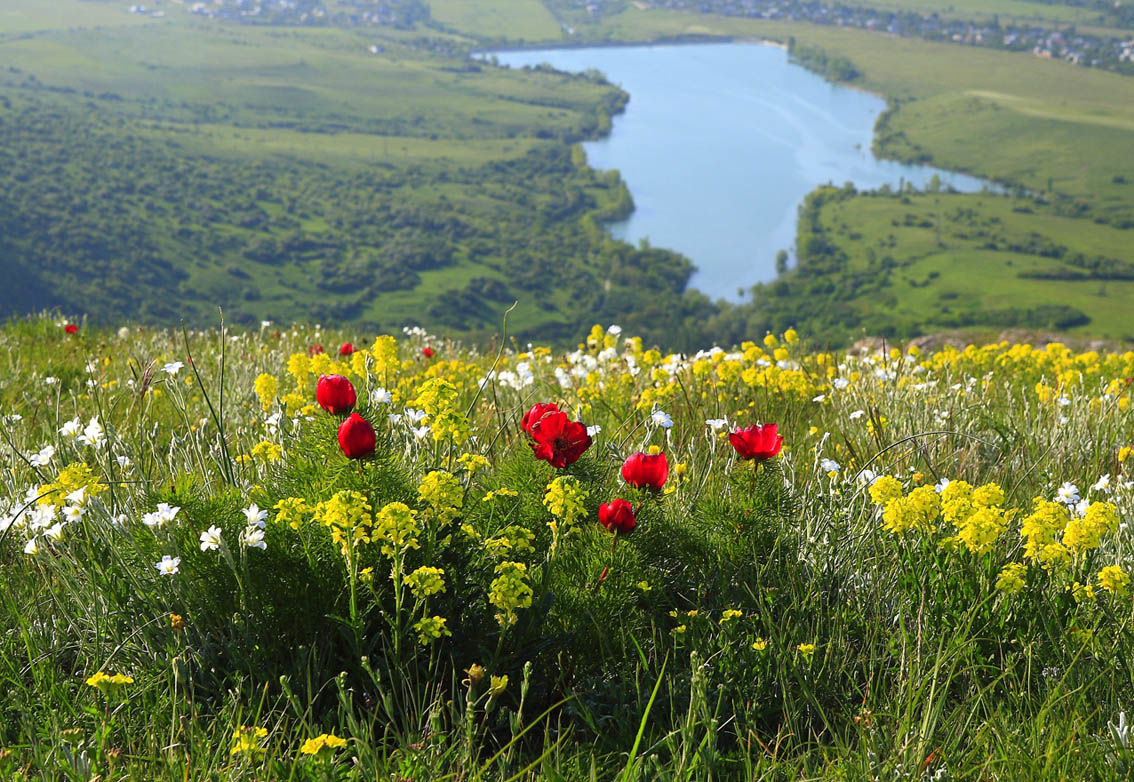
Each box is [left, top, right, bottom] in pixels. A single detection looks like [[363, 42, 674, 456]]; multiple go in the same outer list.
[[809, 189, 1134, 339], [429, 0, 563, 41]]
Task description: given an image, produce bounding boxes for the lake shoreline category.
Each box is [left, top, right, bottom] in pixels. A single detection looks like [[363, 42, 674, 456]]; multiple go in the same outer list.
[[491, 42, 994, 301]]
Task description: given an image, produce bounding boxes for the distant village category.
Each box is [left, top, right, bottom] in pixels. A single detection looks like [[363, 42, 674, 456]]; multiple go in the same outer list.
[[124, 0, 1134, 75], [632, 0, 1134, 75], [129, 0, 429, 29]]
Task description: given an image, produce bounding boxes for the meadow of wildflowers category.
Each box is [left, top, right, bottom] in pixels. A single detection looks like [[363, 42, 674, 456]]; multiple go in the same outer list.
[[1, 316, 1132, 779]]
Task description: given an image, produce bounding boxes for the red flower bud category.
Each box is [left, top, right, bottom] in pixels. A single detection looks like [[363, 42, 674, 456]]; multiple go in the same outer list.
[[423, 346, 434, 359], [728, 424, 783, 461], [316, 374, 357, 415], [529, 410, 592, 468], [337, 413, 376, 460], [64, 324, 78, 334], [621, 451, 669, 490], [521, 402, 560, 436], [308, 344, 324, 356], [598, 499, 636, 535], [339, 342, 355, 356]]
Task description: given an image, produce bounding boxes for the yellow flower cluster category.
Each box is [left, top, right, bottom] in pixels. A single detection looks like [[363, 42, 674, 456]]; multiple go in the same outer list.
[[543, 476, 588, 528], [299, 733, 347, 758], [85, 671, 133, 696], [251, 440, 282, 462], [483, 525, 536, 559], [871, 479, 1009, 554], [418, 471, 463, 525], [1020, 498, 1119, 567], [412, 615, 451, 645], [412, 377, 469, 444], [996, 563, 1028, 594], [38, 462, 107, 507], [230, 726, 268, 757], [404, 566, 446, 598], [253, 373, 277, 411], [374, 501, 420, 557], [488, 561, 533, 627], [314, 490, 373, 555], [274, 497, 313, 530]]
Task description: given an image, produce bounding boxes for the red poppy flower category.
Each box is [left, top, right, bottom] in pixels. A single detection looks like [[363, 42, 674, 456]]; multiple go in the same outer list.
[[337, 413, 376, 460], [599, 499, 636, 534], [308, 344, 324, 356], [316, 374, 357, 415], [728, 424, 783, 461], [64, 324, 78, 334], [621, 451, 669, 490], [423, 346, 434, 359], [521, 402, 560, 436], [529, 411, 592, 468], [339, 343, 355, 356]]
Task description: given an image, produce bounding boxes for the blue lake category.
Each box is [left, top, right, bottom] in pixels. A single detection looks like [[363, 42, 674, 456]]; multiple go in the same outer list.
[[493, 43, 991, 301]]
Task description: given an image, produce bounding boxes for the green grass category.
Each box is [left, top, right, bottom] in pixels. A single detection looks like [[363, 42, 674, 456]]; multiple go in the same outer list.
[[429, 0, 563, 41], [0, 317, 1132, 778], [0, 0, 156, 35], [807, 190, 1134, 339]]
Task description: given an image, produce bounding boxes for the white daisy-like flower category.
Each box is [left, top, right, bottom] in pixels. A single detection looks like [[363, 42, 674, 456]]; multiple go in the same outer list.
[[405, 408, 427, 424], [820, 458, 841, 473], [848, 410, 866, 420], [1055, 482, 1080, 505], [118, 326, 130, 339], [651, 410, 674, 429], [705, 418, 729, 431], [65, 488, 86, 505], [199, 525, 223, 552], [832, 377, 850, 390], [29, 504, 57, 532], [63, 505, 84, 524], [388, 413, 403, 425], [44, 522, 66, 541], [162, 361, 185, 376], [412, 425, 431, 440], [79, 417, 105, 449], [606, 324, 622, 336], [857, 469, 878, 485], [812, 394, 827, 403], [29, 445, 56, 467], [155, 555, 180, 575], [586, 424, 602, 437], [143, 503, 181, 529], [44, 376, 59, 385], [59, 418, 83, 438], [241, 526, 267, 550], [261, 320, 271, 329], [242, 504, 268, 529], [371, 387, 392, 404], [115, 455, 132, 468], [24, 538, 38, 556]]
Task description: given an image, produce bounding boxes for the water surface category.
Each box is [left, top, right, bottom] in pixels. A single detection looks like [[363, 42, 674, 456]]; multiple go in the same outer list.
[[493, 43, 990, 301]]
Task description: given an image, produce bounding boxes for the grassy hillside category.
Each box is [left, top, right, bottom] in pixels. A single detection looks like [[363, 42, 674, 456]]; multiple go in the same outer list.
[[0, 5, 725, 342], [742, 186, 1134, 341], [0, 316, 1131, 778], [428, 0, 563, 40]]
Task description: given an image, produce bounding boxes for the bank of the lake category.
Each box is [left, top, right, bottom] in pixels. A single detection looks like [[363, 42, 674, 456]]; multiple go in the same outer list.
[[493, 42, 991, 301]]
